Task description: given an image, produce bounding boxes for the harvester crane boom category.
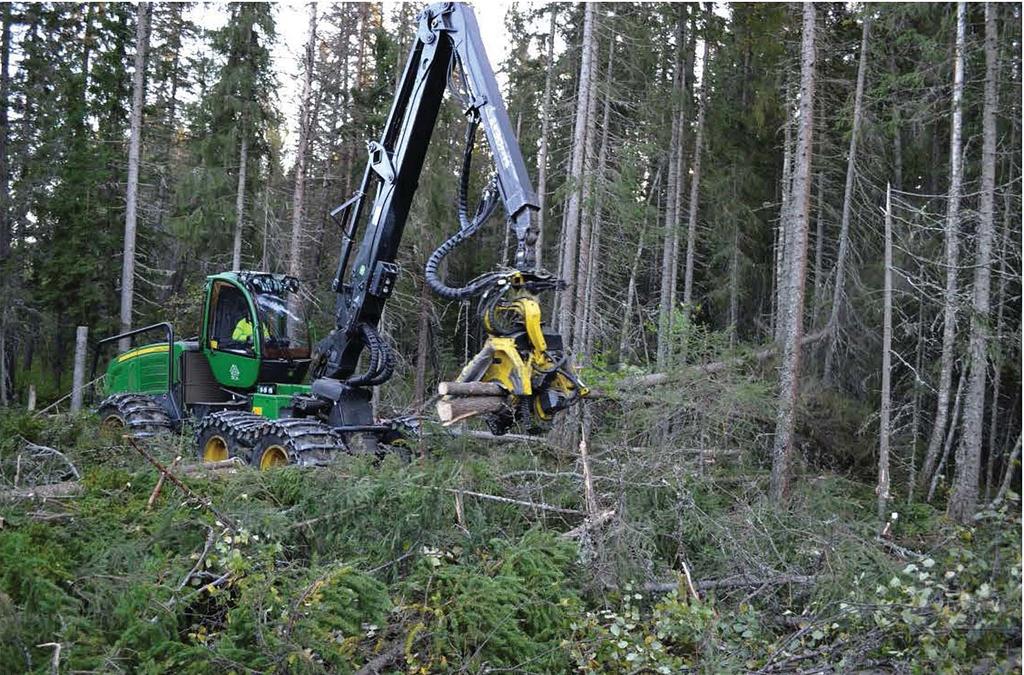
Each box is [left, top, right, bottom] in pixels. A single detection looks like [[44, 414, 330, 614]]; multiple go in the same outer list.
[[315, 2, 538, 385]]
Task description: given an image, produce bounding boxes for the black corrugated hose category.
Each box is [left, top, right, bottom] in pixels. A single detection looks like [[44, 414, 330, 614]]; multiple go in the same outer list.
[[424, 114, 505, 301]]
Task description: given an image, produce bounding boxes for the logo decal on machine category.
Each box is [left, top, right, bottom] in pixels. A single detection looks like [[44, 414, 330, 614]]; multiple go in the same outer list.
[[229, 364, 240, 382]]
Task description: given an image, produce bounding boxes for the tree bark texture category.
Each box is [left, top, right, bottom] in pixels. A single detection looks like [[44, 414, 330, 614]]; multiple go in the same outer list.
[[770, 4, 816, 504], [949, 4, 998, 524], [232, 134, 249, 271], [919, 3, 966, 493], [877, 184, 893, 521], [534, 7, 557, 268], [556, 3, 596, 350], [682, 31, 710, 308]]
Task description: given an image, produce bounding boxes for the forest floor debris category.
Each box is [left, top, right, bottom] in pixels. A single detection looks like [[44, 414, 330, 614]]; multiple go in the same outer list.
[[0, 409, 1019, 673]]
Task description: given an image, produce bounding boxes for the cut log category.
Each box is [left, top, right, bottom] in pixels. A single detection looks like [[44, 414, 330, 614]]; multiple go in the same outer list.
[[438, 381, 506, 397], [436, 396, 507, 425]]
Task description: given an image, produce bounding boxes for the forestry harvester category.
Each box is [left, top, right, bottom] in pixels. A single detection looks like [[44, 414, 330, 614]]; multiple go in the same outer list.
[[94, 2, 588, 468]]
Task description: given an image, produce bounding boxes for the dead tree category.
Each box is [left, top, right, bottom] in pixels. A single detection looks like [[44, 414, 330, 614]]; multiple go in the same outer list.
[[119, 2, 151, 351], [287, 3, 318, 334], [822, 15, 870, 384], [770, 3, 816, 503], [878, 184, 893, 521]]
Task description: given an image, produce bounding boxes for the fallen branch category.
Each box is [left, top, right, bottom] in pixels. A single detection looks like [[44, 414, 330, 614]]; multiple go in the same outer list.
[[147, 456, 181, 510], [125, 437, 240, 532], [36, 642, 61, 675], [611, 328, 829, 392], [1, 481, 82, 500], [441, 429, 557, 447], [356, 630, 427, 675], [178, 458, 246, 475], [176, 527, 218, 591], [446, 487, 583, 516], [561, 509, 616, 539], [640, 573, 819, 594]]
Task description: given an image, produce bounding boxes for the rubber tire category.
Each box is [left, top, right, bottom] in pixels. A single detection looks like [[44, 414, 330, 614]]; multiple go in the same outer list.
[[249, 418, 346, 470], [195, 424, 244, 463], [96, 393, 174, 438], [193, 411, 268, 464]]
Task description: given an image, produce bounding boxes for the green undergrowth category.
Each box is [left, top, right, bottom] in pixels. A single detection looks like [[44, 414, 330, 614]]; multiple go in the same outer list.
[[0, 410, 1020, 673]]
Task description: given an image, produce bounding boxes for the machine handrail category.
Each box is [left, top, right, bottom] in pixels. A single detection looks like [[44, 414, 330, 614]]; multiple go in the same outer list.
[[89, 322, 176, 410]]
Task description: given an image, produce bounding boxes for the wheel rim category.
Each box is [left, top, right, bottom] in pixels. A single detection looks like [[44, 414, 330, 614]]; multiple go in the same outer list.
[[258, 444, 289, 470], [203, 435, 229, 462]]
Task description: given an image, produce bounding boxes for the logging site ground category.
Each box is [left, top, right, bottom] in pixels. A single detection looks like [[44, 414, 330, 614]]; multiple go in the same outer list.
[[0, 1, 1021, 674]]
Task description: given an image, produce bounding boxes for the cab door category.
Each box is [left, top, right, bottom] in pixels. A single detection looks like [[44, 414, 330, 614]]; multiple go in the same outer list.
[[202, 280, 261, 389]]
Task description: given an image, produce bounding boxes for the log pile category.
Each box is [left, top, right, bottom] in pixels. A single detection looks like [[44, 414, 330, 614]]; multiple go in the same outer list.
[[435, 381, 509, 425]]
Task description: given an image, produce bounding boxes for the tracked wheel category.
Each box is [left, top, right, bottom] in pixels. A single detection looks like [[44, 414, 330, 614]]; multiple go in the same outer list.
[[193, 411, 267, 464], [97, 393, 174, 437], [249, 418, 347, 469]]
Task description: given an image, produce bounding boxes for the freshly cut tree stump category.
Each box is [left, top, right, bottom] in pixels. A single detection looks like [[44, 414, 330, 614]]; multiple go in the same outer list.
[[436, 396, 507, 425], [437, 381, 506, 397]]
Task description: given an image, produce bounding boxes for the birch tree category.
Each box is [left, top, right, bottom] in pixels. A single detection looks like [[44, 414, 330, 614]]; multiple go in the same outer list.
[[822, 15, 870, 384], [919, 2, 966, 491], [119, 2, 151, 351], [770, 3, 816, 503], [949, 3, 998, 523]]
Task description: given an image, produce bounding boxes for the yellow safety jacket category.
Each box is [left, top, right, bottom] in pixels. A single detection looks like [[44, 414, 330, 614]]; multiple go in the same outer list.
[[232, 318, 269, 342]]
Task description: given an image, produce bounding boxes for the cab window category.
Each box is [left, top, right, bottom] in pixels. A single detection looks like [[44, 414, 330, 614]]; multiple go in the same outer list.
[[208, 281, 255, 353]]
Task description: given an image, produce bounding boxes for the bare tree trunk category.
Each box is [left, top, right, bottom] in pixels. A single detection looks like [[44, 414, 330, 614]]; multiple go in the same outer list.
[[928, 368, 965, 503], [0, 309, 7, 407], [728, 220, 740, 344], [413, 276, 431, 408], [581, 41, 616, 359], [556, 4, 596, 349], [119, 2, 151, 352], [877, 184, 893, 522], [772, 84, 793, 342], [906, 295, 925, 503], [0, 4, 11, 405], [232, 134, 250, 271], [770, 4, 816, 504], [573, 31, 609, 357], [919, 3, 966, 492], [70, 326, 88, 414], [991, 434, 1022, 507], [889, 39, 903, 192], [822, 16, 870, 384], [668, 19, 695, 319], [985, 189, 1014, 500], [949, 4, 998, 524], [657, 15, 685, 369], [287, 3, 318, 335], [810, 171, 825, 324], [681, 32, 710, 308], [618, 167, 662, 362], [534, 7, 557, 268], [0, 2, 11, 261]]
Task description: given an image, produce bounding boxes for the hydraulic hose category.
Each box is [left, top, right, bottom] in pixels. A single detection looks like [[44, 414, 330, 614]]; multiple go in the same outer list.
[[346, 322, 394, 387], [425, 114, 504, 301]]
